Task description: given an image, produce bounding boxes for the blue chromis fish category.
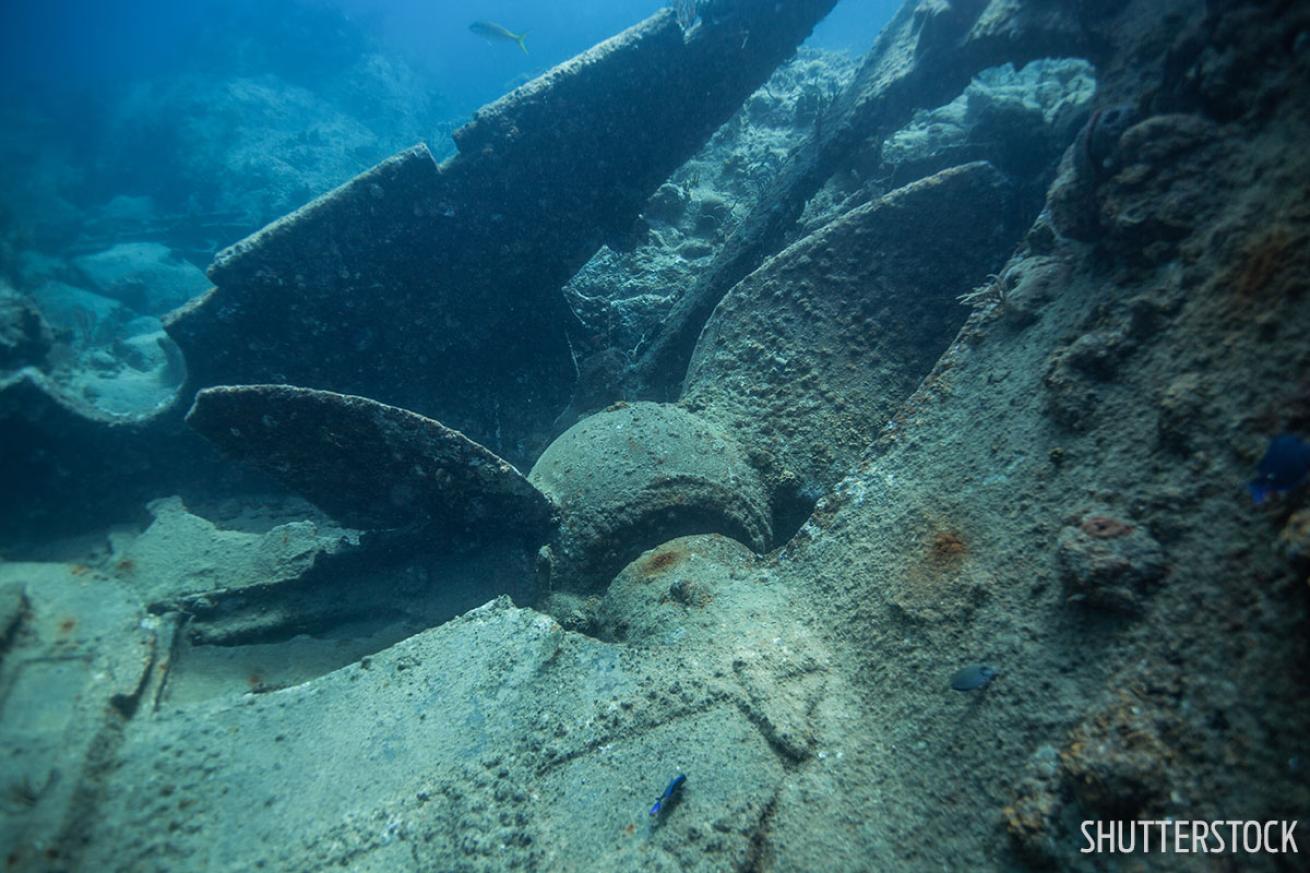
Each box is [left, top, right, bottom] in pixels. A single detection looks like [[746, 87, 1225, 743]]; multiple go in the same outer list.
[[649, 774, 686, 817], [469, 21, 528, 55], [1250, 434, 1310, 505], [950, 664, 999, 692]]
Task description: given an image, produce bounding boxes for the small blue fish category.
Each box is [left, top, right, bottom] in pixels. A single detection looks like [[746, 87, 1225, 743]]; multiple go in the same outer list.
[[1249, 434, 1310, 505], [649, 774, 686, 817], [950, 664, 999, 692]]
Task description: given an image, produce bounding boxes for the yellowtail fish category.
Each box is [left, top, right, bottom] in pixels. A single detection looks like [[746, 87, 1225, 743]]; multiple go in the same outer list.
[[469, 20, 528, 55]]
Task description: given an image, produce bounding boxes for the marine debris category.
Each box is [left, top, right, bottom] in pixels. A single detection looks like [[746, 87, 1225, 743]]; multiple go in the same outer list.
[[182, 160, 1017, 596], [0, 0, 840, 539], [3, 0, 1310, 871], [528, 401, 772, 591], [682, 161, 1018, 497], [166, 0, 841, 468], [632, 0, 1097, 397], [186, 385, 556, 535]]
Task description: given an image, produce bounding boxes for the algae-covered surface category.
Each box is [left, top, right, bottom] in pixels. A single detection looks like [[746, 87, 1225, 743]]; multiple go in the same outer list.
[[2, 1, 1309, 871]]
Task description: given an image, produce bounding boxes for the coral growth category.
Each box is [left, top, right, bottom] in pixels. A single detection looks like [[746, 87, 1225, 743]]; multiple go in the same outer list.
[[1079, 516, 1134, 539], [1060, 688, 1178, 817], [1058, 513, 1166, 612], [1004, 686, 1180, 863]]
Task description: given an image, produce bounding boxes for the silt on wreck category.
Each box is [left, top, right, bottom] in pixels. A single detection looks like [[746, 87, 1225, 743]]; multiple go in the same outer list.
[[1, 1, 1309, 871]]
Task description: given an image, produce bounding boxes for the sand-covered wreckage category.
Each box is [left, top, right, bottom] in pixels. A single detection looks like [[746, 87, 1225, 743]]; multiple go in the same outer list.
[[3, 0, 1310, 870]]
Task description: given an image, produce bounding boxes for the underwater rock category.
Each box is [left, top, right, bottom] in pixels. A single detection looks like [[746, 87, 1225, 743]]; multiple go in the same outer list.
[[644, 182, 692, 225], [1042, 326, 1135, 430], [29, 281, 127, 343], [65, 328, 183, 419], [683, 161, 1017, 493], [1060, 688, 1177, 817], [1156, 371, 1207, 451], [1057, 514, 1167, 612], [691, 191, 734, 239], [564, 45, 861, 361], [529, 403, 771, 592], [186, 384, 556, 537], [105, 72, 422, 232], [1171, 1, 1310, 124], [877, 58, 1094, 191], [87, 0, 438, 231], [0, 287, 52, 370], [1007, 682, 1182, 864], [1, 281, 187, 422], [1003, 745, 1066, 865], [1099, 114, 1226, 260], [1053, 110, 1229, 253], [1058, 327, 1132, 380], [73, 242, 210, 316]]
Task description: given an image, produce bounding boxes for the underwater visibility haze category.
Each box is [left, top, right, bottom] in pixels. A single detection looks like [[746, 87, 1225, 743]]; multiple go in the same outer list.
[[1, 0, 1309, 870]]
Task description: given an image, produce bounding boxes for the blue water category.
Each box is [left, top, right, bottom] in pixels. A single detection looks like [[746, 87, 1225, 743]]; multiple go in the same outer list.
[[1, 0, 897, 116], [0, 0, 898, 254]]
